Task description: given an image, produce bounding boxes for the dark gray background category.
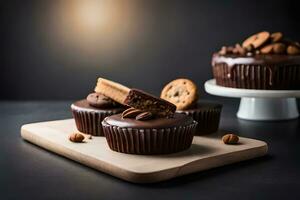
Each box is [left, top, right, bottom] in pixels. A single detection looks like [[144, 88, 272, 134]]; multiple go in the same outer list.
[[1, 0, 300, 100], [1, 2, 300, 199]]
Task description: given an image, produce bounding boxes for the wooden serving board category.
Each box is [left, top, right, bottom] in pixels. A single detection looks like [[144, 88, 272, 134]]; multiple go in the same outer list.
[[21, 119, 268, 183]]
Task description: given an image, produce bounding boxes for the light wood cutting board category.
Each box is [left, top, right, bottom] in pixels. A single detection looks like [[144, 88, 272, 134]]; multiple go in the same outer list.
[[21, 119, 268, 183]]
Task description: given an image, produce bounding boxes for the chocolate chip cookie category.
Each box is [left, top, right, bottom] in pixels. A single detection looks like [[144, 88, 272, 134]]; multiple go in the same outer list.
[[160, 79, 198, 110], [242, 31, 270, 48]]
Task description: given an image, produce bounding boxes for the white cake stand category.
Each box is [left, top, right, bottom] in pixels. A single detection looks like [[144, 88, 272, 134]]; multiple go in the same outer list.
[[204, 79, 300, 121]]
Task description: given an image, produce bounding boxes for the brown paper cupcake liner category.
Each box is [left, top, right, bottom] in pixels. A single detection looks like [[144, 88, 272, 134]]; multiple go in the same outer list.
[[102, 121, 197, 155], [213, 63, 300, 89], [71, 106, 123, 136], [177, 105, 222, 135]]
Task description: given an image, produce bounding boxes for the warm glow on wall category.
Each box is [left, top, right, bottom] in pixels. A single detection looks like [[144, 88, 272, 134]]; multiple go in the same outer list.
[[50, 0, 137, 57], [75, 0, 109, 32], [67, 0, 118, 37]]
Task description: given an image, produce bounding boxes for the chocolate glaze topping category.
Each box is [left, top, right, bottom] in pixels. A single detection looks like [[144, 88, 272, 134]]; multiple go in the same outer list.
[[72, 100, 124, 113], [103, 113, 194, 129], [212, 53, 300, 85], [212, 53, 300, 67]]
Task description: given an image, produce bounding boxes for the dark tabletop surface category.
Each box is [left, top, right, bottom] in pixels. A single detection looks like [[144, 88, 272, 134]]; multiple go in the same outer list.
[[1, 97, 300, 200]]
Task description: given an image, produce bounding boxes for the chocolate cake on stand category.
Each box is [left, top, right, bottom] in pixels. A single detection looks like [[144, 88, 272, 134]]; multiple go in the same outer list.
[[207, 31, 300, 121]]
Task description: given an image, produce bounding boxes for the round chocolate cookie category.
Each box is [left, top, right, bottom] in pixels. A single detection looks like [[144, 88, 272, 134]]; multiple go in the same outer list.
[[160, 79, 198, 110], [86, 93, 119, 108], [102, 113, 197, 155]]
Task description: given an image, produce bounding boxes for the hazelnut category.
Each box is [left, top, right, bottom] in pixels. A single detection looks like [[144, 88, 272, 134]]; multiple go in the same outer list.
[[245, 44, 255, 52], [219, 46, 227, 55], [287, 45, 300, 55], [261, 44, 273, 54], [222, 134, 239, 144], [273, 43, 286, 54], [270, 32, 283, 43], [235, 43, 246, 55], [69, 133, 85, 143]]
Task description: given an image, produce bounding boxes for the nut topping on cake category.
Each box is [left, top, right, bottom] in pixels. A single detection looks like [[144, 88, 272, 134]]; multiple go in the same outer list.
[[270, 32, 283, 42], [218, 31, 300, 56]]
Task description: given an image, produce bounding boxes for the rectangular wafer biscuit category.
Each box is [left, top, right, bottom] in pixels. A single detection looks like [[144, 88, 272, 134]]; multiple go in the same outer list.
[[94, 78, 130, 104]]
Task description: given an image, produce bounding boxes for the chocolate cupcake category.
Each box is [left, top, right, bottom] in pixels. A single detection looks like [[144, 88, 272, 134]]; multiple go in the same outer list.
[[94, 78, 197, 154], [71, 93, 125, 136], [102, 112, 197, 154], [212, 31, 300, 90], [161, 79, 222, 135], [176, 102, 222, 135]]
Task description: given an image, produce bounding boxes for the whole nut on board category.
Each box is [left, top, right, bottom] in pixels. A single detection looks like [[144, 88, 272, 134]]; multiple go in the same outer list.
[[222, 134, 239, 144], [69, 133, 85, 143]]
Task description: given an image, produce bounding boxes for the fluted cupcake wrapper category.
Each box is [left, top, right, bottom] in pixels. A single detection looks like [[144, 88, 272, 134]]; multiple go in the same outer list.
[[177, 106, 222, 135], [71, 107, 123, 136], [213, 63, 300, 89], [102, 121, 197, 155]]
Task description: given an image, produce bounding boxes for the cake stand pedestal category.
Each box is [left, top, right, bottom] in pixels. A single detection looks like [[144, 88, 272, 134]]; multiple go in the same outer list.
[[204, 79, 300, 121]]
